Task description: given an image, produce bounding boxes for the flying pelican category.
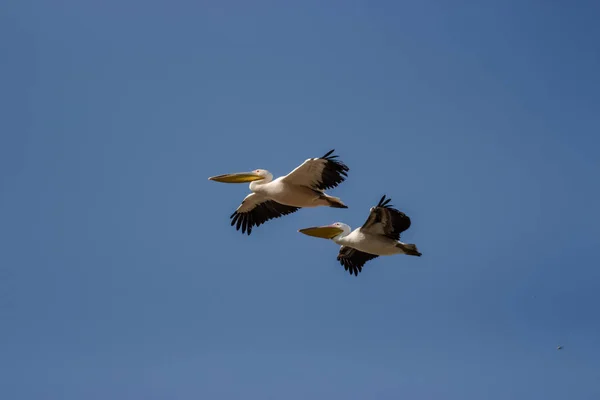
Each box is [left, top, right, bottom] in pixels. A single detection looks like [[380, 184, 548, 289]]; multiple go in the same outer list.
[[298, 195, 421, 276], [208, 149, 349, 235]]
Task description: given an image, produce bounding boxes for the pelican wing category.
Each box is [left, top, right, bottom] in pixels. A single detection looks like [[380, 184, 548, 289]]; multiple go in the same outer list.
[[337, 246, 379, 276], [282, 149, 349, 191], [361, 195, 411, 241], [230, 193, 300, 235]]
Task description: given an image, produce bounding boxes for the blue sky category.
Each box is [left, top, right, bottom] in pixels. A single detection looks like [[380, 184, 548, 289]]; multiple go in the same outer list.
[[2, 0, 600, 398]]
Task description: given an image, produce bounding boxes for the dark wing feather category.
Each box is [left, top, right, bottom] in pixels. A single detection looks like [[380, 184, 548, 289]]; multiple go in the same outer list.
[[336, 246, 379, 276], [230, 194, 300, 235], [316, 149, 350, 191], [361, 195, 412, 241]]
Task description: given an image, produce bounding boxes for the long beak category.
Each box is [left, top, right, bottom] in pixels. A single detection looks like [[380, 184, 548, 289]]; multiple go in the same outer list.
[[298, 225, 344, 239], [208, 172, 264, 183]]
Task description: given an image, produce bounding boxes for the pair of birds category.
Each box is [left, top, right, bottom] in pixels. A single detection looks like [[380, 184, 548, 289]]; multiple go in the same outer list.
[[208, 149, 422, 276]]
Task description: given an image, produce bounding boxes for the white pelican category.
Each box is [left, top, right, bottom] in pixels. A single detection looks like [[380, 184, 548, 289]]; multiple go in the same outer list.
[[208, 149, 349, 235], [298, 195, 421, 276]]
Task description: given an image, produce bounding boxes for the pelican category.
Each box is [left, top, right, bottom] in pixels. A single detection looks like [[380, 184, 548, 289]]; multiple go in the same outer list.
[[298, 195, 421, 276], [208, 149, 349, 235]]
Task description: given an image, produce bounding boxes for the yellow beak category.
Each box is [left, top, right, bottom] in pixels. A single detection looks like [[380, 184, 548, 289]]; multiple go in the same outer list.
[[208, 172, 264, 183], [298, 225, 344, 239]]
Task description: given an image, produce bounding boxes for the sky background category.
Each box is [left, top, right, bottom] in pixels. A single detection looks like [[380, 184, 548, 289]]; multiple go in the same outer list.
[[2, 0, 600, 399]]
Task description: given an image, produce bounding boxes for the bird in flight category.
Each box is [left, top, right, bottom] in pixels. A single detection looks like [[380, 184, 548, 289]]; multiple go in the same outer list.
[[209, 149, 349, 235], [298, 194, 421, 276]]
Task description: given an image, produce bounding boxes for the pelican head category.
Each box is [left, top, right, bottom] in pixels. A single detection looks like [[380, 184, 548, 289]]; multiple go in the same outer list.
[[298, 222, 351, 240], [208, 169, 271, 183]]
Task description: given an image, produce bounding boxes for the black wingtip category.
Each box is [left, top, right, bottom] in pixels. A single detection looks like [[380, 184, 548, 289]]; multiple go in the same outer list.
[[330, 203, 348, 209], [322, 149, 335, 159], [376, 194, 393, 208]]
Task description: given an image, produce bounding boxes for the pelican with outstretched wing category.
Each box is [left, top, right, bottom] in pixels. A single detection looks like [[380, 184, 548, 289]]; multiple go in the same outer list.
[[208, 149, 349, 235], [298, 195, 421, 276]]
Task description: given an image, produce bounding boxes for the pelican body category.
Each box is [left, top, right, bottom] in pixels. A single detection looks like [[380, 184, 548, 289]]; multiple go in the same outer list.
[[298, 195, 421, 276], [208, 149, 349, 235]]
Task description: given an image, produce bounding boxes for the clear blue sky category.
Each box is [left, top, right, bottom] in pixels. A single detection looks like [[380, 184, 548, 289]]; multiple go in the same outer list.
[[2, 1, 600, 399]]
